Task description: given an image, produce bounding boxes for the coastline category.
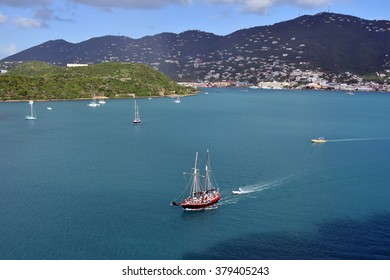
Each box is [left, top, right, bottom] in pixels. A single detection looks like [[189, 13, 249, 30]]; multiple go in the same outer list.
[[3, 87, 389, 103], [0, 93, 198, 103]]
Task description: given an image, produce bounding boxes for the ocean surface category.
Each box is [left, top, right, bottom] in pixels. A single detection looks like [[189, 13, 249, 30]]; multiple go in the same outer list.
[[1, 88, 390, 260]]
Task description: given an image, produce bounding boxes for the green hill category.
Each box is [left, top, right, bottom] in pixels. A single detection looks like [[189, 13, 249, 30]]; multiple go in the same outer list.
[[0, 61, 196, 101]]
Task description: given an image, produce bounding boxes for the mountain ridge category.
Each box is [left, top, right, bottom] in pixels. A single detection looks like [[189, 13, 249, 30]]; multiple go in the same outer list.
[[2, 12, 390, 83]]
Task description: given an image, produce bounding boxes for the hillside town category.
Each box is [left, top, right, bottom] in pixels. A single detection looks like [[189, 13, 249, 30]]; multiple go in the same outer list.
[[1, 12, 390, 93], [2, 59, 390, 92], [181, 68, 390, 92]]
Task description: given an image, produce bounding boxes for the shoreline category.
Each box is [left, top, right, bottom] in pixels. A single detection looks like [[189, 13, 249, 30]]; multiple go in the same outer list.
[[0, 93, 197, 103], [2, 88, 389, 103]]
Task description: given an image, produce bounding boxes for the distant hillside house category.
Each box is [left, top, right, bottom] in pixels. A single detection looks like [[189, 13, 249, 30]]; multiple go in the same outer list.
[[67, 63, 89, 68]]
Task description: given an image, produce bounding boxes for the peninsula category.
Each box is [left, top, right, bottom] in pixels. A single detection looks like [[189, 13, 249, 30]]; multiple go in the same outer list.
[[0, 61, 196, 101]]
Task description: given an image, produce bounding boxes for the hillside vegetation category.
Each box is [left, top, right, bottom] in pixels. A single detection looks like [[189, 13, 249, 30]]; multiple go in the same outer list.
[[0, 61, 196, 101], [2, 13, 390, 83]]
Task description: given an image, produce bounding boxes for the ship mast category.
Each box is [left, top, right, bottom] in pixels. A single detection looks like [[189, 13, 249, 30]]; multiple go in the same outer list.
[[204, 150, 210, 192], [29, 101, 34, 117], [190, 152, 201, 197]]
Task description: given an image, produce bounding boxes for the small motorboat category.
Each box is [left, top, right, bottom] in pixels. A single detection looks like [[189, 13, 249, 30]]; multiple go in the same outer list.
[[232, 187, 245, 195], [311, 137, 326, 143]]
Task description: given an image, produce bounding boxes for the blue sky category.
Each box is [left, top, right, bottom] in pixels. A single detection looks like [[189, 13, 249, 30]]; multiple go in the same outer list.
[[0, 0, 389, 59]]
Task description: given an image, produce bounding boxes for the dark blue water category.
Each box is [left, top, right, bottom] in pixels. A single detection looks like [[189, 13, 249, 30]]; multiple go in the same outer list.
[[1, 89, 390, 260]]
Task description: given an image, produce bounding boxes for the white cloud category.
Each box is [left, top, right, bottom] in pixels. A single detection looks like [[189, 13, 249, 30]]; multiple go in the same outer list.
[[34, 7, 72, 22], [0, 0, 51, 7], [71, 0, 191, 9], [295, 0, 329, 7], [68, 0, 331, 14], [13, 17, 47, 28], [204, 0, 329, 14], [0, 12, 8, 24], [0, 43, 17, 57], [0, 0, 330, 14], [0, 1, 72, 30]]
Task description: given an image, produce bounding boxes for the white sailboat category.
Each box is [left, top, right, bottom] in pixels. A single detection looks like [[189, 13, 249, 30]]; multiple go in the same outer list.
[[98, 95, 106, 104], [132, 100, 141, 124], [173, 97, 181, 103], [25, 101, 37, 120], [88, 92, 100, 107]]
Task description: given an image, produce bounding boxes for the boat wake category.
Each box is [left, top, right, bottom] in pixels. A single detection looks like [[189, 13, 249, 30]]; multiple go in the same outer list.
[[238, 179, 286, 194], [219, 176, 291, 206], [234, 180, 280, 194], [326, 137, 390, 143], [183, 205, 218, 211]]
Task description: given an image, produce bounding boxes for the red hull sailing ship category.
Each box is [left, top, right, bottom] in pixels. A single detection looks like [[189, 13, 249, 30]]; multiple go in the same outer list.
[[171, 150, 220, 210]]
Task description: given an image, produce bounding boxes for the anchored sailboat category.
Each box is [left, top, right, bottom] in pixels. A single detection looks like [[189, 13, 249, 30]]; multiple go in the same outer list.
[[88, 92, 100, 107], [98, 96, 106, 104], [132, 100, 141, 124], [171, 150, 220, 210], [25, 101, 37, 120]]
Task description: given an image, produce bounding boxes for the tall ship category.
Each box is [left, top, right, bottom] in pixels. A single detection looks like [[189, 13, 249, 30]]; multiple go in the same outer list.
[[171, 150, 220, 210], [132, 100, 141, 124]]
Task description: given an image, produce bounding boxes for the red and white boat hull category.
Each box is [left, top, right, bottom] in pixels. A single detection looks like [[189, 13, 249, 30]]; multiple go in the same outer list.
[[180, 194, 220, 210]]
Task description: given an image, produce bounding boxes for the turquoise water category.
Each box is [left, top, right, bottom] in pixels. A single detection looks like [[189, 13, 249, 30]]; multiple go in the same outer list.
[[1, 88, 390, 259]]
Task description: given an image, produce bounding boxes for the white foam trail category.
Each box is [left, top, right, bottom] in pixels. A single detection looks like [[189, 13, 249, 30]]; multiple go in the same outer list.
[[235, 182, 274, 194], [183, 205, 218, 211], [219, 176, 291, 206], [326, 137, 390, 142], [237, 176, 291, 194], [218, 197, 239, 206]]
